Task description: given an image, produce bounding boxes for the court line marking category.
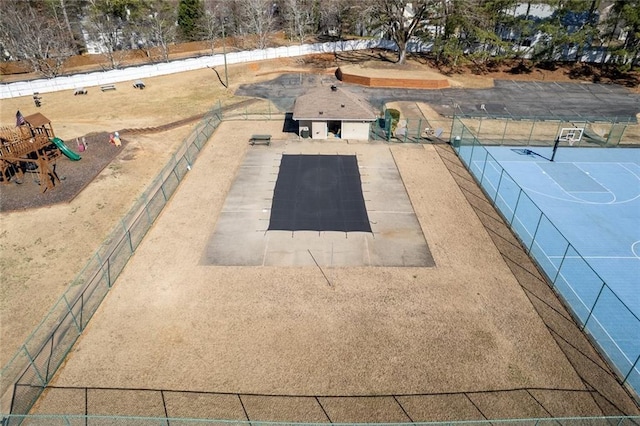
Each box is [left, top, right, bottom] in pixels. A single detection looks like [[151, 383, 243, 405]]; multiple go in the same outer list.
[[620, 162, 640, 179], [548, 255, 639, 260], [473, 160, 611, 204], [530, 161, 616, 203], [467, 154, 640, 365], [472, 159, 640, 205], [581, 309, 640, 368], [470, 160, 640, 260]]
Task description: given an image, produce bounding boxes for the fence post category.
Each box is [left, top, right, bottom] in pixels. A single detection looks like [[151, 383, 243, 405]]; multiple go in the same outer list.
[[468, 136, 476, 168], [501, 119, 508, 145], [623, 353, 640, 386], [183, 140, 193, 170], [510, 189, 523, 226], [528, 212, 544, 254], [160, 181, 168, 202], [582, 282, 606, 331], [528, 118, 536, 146], [63, 295, 82, 333], [552, 243, 571, 286], [142, 192, 152, 225], [123, 220, 134, 254], [106, 258, 112, 288], [555, 121, 563, 142], [171, 154, 180, 182], [493, 168, 505, 206], [479, 150, 489, 184], [22, 346, 46, 386]]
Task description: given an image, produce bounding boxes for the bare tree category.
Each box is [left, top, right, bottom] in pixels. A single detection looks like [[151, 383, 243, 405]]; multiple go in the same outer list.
[[85, 0, 147, 69], [203, 0, 245, 47], [239, 0, 277, 49], [0, 1, 75, 76], [85, 4, 124, 68], [201, 1, 226, 53], [282, 0, 317, 43], [135, 0, 177, 62], [316, 0, 360, 39], [367, 0, 434, 64], [54, 0, 89, 53]]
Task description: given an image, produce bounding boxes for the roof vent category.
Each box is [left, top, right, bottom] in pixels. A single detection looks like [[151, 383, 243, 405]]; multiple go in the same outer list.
[[330, 85, 337, 91], [319, 111, 323, 115], [341, 104, 345, 108]]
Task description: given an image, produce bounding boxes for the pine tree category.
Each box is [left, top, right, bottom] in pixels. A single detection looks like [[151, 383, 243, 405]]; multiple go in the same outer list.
[[177, 0, 204, 41]]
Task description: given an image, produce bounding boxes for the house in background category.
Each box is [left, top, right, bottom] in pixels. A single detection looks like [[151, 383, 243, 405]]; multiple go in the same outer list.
[[292, 85, 378, 140]]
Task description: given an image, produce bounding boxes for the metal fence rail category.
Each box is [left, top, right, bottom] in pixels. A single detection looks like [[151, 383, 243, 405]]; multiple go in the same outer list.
[[450, 116, 640, 402], [0, 106, 223, 420], [455, 116, 638, 147], [1, 414, 639, 425], [370, 116, 452, 143]]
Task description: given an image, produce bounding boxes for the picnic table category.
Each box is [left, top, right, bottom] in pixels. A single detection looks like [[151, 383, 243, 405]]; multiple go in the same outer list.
[[249, 134, 271, 146]]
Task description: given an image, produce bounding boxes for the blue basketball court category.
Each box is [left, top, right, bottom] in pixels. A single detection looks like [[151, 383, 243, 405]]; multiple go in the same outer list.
[[455, 142, 640, 394]]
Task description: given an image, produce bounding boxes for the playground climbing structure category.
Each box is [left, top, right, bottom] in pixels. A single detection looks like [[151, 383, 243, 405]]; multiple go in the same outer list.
[[0, 113, 63, 192]]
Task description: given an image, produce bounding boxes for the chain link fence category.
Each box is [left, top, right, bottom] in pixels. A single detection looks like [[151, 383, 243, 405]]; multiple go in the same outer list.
[[5, 385, 640, 424], [370, 116, 453, 143], [454, 116, 638, 147], [0, 105, 224, 421], [3, 414, 638, 425], [450, 116, 640, 403]]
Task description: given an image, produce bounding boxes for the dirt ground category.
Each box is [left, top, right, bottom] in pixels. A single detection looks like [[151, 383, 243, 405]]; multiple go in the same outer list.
[[0, 57, 326, 370], [1, 51, 639, 419], [31, 124, 640, 420]]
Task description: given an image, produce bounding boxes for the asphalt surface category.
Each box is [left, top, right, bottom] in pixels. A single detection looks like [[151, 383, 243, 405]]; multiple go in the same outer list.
[[236, 74, 640, 122]]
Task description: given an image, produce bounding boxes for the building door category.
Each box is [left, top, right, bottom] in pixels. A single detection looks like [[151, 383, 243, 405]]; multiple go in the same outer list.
[[328, 120, 342, 138], [311, 121, 328, 139]]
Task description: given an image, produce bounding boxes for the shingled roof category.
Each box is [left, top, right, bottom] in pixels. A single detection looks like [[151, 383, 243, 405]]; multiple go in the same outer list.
[[292, 85, 378, 121]]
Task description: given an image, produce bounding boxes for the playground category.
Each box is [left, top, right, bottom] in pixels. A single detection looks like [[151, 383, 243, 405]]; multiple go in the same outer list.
[[0, 113, 74, 196], [0, 127, 124, 211]]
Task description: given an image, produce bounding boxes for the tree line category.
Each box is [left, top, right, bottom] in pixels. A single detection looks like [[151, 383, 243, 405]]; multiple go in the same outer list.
[[1, 0, 638, 78]]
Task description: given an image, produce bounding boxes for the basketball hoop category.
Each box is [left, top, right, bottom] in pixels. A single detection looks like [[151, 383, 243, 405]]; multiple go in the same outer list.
[[558, 128, 584, 146]]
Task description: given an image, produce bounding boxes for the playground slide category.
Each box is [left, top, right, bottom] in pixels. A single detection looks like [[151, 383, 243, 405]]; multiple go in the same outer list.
[[50, 137, 81, 161]]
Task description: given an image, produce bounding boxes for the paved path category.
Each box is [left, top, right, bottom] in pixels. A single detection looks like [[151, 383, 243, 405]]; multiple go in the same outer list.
[[236, 74, 640, 122]]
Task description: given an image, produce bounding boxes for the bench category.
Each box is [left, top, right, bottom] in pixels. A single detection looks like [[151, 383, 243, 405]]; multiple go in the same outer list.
[[133, 80, 145, 89], [101, 84, 116, 92], [249, 134, 271, 146], [74, 88, 87, 95]]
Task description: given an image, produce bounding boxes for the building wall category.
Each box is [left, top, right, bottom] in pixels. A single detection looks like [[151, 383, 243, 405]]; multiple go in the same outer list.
[[342, 121, 371, 140], [312, 121, 328, 139]]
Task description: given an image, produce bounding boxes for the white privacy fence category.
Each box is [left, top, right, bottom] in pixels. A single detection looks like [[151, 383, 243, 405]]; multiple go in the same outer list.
[[0, 37, 618, 100], [0, 39, 396, 99]]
